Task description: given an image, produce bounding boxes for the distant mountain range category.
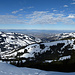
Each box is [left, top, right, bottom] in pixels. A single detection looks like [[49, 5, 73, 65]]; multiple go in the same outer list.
[[0, 29, 75, 34]]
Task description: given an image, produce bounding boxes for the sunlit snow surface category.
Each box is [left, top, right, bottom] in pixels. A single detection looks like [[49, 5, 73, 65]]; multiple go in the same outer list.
[[1, 39, 75, 59], [59, 55, 71, 61], [0, 32, 41, 51], [0, 62, 75, 75]]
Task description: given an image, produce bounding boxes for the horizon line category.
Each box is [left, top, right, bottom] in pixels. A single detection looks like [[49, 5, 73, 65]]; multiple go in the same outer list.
[[0, 29, 75, 31]]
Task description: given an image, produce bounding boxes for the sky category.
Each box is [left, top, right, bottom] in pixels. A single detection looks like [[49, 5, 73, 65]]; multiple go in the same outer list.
[[0, 0, 75, 30]]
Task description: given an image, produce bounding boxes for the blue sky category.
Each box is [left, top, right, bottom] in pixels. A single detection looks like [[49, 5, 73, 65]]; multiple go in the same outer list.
[[0, 0, 75, 30]]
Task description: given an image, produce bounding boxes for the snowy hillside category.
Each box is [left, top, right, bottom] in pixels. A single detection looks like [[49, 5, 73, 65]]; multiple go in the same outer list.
[[40, 32, 75, 42], [0, 62, 75, 75], [54, 32, 75, 40], [0, 32, 75, 72], [1, 39, 75, 61], [0, 32, 41, 51]]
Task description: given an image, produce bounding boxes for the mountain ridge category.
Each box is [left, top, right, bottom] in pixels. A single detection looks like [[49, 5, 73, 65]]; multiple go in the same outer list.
[[0, 32, 75, 72], [0, 31, 41, 52]]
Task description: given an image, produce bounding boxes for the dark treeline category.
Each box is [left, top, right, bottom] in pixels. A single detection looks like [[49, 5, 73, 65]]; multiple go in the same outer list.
[[9, 59, 75, 72]]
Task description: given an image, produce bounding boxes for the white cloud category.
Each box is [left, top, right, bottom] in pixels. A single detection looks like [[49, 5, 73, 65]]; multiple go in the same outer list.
[[51, 8, 54, 9], [53, 10, 57, 12], [67, 14, 75, 18], [26, 11, 75, 25], [26, 11, 49, 19], [0, 15, 26, 24], [12, 11, 19, 14], [12, 6, 33, 14], [19, 9, 23, 11], [1, 11, 75, 25], [64, 5, 68, 7], [12, 8, 23, 14], [71, 2, 75, 4]]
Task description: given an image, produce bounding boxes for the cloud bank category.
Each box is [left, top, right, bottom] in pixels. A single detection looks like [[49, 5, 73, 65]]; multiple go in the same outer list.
[[0, 11, 75, 25], [0, 15, 26, 24], [26, 11, 75, 25]]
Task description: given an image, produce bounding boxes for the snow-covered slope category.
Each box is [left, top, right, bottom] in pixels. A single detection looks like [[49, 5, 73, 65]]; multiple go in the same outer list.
[[0, 62, 75, 75], [1, 39, 75, 61], [1, 32, 75, 63], [40, 32, 75, 42], [1, 32, 75, 73], [0, 32, 41, 51], [55, 32, 75, 40]]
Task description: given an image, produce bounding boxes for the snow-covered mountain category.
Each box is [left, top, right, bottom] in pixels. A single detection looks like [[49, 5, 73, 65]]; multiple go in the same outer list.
[[1, 32, 75, 61], [0, 32, 41, 51], [1, 32, 75, 72], [1, 38, 75, 60], [40, 32, 75, 42], [53, 32, 75, 40]]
